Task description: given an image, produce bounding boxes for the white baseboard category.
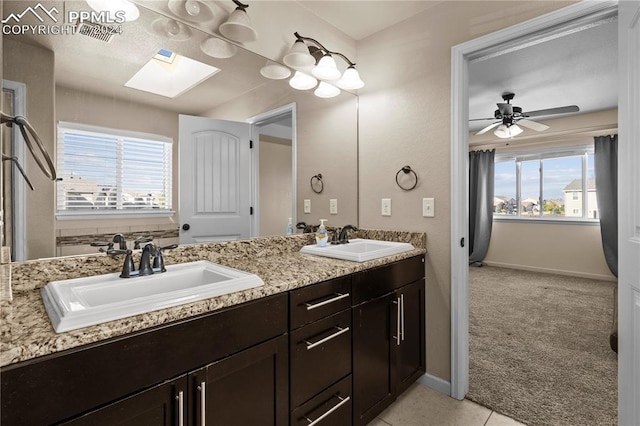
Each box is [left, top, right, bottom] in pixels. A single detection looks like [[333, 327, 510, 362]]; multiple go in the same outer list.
[[482, 261, 617, 282], [417, 373, 451, 396]]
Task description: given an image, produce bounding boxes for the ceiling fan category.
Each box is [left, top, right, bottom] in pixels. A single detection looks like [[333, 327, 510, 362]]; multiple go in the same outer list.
[[470, 92, 579, 138]]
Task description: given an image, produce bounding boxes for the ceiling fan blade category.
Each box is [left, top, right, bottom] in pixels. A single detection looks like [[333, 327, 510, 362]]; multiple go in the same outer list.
[[524, 105, 579, 117], [469, 117, 496, 121], [475, 121, 501, 135], [517, 119, 550, 132]]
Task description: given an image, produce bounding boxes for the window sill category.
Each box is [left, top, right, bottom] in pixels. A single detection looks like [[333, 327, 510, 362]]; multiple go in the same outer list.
[[56, 210, 175, 221], [493, 216, 600, 225]]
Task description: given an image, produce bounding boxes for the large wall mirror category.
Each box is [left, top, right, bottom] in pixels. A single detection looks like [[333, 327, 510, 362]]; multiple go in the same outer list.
[[2, 0, 358, 261]]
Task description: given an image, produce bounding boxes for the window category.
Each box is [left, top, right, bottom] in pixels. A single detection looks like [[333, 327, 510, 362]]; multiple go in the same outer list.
[[493, 145, 597, 221], [56, 122, 173, 218]]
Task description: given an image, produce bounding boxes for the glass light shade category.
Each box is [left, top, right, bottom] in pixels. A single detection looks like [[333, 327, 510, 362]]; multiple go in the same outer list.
[[260, 62, 292, 80], [219, 8, 258, 43], [314, 81, 340, 98], [184, 0, 201, 16], [200, 37, 237, 59], [283, 40, 315, 69], [289, 71, 317, 90], [494, 124, 523, 138], [86, 0, 139, 21], [336, 66, 364, 90], [312, 55, 341, 80]]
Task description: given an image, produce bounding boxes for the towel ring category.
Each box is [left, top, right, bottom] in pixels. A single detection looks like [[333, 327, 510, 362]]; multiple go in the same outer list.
[[310, 173, 324, 194], [395, 166, 418, 191]]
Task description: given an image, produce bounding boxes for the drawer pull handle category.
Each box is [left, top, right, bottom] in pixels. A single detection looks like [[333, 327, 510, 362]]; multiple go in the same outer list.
[[400, 293, 405, 341], [305, 326, 350, 350], [305, 292, 349, 311], [393, 298, 401, 345], [197, 381, 206, 426], [176, 391, 184, 426], [303, 395, 351, 425]]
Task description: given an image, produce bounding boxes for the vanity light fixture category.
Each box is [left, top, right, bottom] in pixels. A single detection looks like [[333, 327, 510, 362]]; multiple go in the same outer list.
[[86, 0, 139, 22], [494, 123, 523, 138], [260, 61, 291, 80], [200, 37, 237, 58], [289, 71, 317, 90], [125, 49, 220, 98], [314, 81, 340, 98], [283, 32, 364, 96], [219, 0, 257, 43], [184, 0, 201, 16]]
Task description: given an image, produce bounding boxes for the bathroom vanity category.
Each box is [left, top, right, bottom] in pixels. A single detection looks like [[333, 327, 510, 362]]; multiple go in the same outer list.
[[0, 230, 426, 425]]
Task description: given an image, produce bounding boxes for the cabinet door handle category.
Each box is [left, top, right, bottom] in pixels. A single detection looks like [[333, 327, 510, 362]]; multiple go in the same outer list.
[[304, 326, 350, 350], [393, 297, 401, 346], [305, 292, 349, 311], [400, 293, 405, 342], [197, 381, 206, 426], [303, 395, 350, 426], [176, 391, 184, 426]]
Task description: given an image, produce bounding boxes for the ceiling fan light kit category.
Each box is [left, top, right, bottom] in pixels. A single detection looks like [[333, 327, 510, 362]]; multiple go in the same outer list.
[[470, 92, 579, 139]]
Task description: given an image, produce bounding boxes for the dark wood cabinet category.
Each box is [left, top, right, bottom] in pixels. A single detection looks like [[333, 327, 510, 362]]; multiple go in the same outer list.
[[352, 256, 426, 426], [59, 376, 188, 426], [190, 335, 289, 426]]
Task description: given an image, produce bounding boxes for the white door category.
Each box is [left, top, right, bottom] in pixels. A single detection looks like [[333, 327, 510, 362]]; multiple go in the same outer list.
[[179, 115, 253, 244], [618, 1, 640, 424]]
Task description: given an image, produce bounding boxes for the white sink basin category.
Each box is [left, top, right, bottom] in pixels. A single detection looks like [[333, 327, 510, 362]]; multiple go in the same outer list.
[[300, 239, 415, 262], [42, 261, 264, 333]]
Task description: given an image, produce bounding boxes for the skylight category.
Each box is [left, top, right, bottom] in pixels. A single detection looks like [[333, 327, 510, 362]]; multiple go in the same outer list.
[[125, 50, 220, 98]]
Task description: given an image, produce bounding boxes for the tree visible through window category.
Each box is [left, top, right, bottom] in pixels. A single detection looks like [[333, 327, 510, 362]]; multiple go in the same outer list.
[[56, 122, 173, 217], [493, 146, 597, 220]]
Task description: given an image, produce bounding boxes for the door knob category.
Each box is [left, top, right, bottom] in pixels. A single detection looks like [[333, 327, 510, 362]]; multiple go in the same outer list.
[[182, 224, 190, 231]]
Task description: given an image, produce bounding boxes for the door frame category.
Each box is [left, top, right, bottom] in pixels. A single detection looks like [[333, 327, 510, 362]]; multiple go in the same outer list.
[[2, 79, 27, 261], [247, 103, 297, 237], [450, 1, 619, 400]]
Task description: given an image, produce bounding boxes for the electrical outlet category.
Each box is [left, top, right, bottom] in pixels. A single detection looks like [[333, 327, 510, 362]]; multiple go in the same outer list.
[[423, 198, 435, 217], [330, 199, 338, 215], [381, 198, 392, 216], [304, 199, 311, 214]]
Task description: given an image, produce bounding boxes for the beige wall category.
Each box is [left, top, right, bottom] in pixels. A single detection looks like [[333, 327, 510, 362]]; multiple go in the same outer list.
[[3, 38, 56, 259], [357, 1, 575, 381], [485, 221, 615, 281], [259, 137, 292, 237]]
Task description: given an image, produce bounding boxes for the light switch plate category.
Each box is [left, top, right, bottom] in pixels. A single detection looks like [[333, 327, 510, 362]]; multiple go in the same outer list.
[[423, 198, 435, 217], [381, 198, 392, 216], [329, 199, 338, 215], [304, 199, 311, 214]]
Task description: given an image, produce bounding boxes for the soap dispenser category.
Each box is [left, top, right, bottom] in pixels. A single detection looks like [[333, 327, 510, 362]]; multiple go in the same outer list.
[[285, 217, 294, 235], [316, 219, 328, 247]]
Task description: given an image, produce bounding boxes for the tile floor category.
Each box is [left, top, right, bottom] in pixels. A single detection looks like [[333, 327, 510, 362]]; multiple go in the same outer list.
[[371, 383, 526, 426]]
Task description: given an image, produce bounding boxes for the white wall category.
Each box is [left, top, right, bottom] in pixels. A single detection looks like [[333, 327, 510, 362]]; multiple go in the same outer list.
[[357, 0, 575, 381], [485, 221, 615, 281], [259, 137, 292, 237]]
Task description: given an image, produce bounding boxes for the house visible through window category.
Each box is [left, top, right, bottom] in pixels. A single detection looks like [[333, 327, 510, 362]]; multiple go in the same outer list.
[[56, 122, 173, 217], [493, 145, 598, 221]]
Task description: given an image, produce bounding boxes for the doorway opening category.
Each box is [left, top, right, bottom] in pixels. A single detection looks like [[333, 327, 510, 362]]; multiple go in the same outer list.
[[248, 103, 297, 237], [450, 0, 619, 402]]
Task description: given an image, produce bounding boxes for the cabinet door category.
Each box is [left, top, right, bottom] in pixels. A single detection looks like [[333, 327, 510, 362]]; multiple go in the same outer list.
[[191, 335, 288, 426], [352, 292, 396, 426], [395, 279, 426, 395], [60, 376, 188, 426]]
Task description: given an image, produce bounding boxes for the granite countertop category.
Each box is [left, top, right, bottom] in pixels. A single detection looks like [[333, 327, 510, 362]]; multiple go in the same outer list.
[[0, 230, 426, 368]]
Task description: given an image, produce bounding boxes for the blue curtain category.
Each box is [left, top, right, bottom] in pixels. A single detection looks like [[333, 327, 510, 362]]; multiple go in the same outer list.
[[469, 149, 495, 266], [594, 135, 618, 277]]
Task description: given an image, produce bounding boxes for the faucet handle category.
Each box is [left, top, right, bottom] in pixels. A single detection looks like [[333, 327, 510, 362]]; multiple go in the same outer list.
[[133, 236, 153, 249], [112, 233, 128, 250], [107, 248, 135, 278], [153, 244, 178, 272], [91, 241, 114, 252]]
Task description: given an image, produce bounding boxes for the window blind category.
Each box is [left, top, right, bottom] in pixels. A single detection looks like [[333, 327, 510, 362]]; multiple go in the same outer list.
[[56, 123, 172, 217]]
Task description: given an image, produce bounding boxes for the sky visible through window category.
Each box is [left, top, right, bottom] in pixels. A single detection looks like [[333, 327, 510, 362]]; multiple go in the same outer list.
[[494, 154, 594, 200]]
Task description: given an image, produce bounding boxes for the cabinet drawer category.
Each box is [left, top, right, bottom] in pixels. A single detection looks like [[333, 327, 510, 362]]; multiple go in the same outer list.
[[290, 276, 351, 329], [353, 255, 424, 305], [291, 375, 352, 426], [290, 310, 351, 407]]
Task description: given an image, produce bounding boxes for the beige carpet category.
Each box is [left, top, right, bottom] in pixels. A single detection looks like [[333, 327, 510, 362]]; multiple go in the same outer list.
[[466, 266, 617, 426]]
